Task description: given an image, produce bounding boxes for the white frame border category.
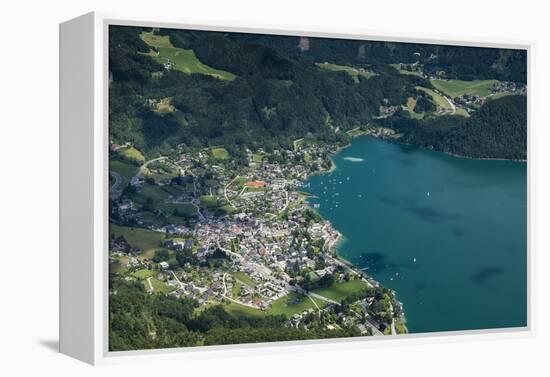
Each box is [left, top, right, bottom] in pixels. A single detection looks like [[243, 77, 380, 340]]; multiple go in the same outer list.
[[67, 11, 536, 365]]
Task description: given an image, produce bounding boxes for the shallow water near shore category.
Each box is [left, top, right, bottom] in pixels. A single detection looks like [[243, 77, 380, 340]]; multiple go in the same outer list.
[[305, 136, 527, 333]]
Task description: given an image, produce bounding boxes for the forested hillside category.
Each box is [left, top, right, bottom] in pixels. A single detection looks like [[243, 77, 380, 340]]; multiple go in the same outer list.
[[380, 95, 527, 160], [109, 281, 360, 351], [224, 32, 527, 83], [109, 25, 527, 161]]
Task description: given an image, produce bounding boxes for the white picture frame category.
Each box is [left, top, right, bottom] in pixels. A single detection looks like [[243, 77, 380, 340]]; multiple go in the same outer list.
[[60, 11, 535, 365]]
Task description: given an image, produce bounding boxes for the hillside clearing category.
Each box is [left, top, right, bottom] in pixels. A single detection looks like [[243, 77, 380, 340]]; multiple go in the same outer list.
[[110, 224, 165, 258], [317, 62, 376, 82], [118, 147, 145, 163], [430, 79, 498, 99], [211, 147, 230, 160], [416, 87, 452, 111], [140, 31, 236, 81]]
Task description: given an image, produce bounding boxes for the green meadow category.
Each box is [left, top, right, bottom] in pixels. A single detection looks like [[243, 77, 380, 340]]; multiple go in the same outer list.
[[232, 272, 256, 287], [110, 224, 165, 258], [110, 160, 139, 187], [416, 87, 453, 110], [211, 147, 230, 160], [224, 292, 327, 318], [317, 62, 376, 82], [430, 79, 498, 98], [118, 146, 145, 163], [311, 279, 369, 302], [140, 31, 236, 81]]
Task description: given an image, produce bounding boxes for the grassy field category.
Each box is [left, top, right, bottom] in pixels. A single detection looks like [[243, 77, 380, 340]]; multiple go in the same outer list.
[[488, 92, 514, 101], [269, 292, 326, 316], [243, 186, 268, 193], [224, 292, 326, 318], [430, 79, 498, 98], [346, 127, 367, 138], [154, 97, 175, 113], [139, 32, 174, 48], [133, 183, 171, 204], [199, 195, 236, 215], [311, 279, 369, 303], [405, 97, 417, 112], [232, 272, 256, 287], [211, 147, 230, 160], [118, 147, 145, 163], [224, 302, 266, 317], [251, 153, 263, 164], [140, 31, 236, 81], [390, 63, 424, 78], [132, 269, 155, 279], [416, 87, 453, 111], [454, 107, 470, 117], [317, 62, 376, 82], [155, 202, 197, 216], [400, 97, 424, 120], [150, 277, 176, 294], [199, 195, 220, 208], [232, 282, 241, 298], [218, 204, 238, 215], [110, 160, 139, 187], [110, 224, 165, 257], [110, 160, 138, 178]]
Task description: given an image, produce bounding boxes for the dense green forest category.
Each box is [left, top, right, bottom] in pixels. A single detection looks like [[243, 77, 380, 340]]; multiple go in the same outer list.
[[110, 26, 430, 157], [222, 32, 527, 83], [109, 25, 527, 161], [109, 281, 360, 351], [378, 95, 527, 160]]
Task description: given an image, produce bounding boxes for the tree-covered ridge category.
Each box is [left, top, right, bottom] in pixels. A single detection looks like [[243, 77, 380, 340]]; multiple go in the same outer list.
[[110, 280, 382, 351], [220, 32, 527, 83], [110, 26, 432, 157], [381, 95, 527, 160], [109, 25, 526, 161]]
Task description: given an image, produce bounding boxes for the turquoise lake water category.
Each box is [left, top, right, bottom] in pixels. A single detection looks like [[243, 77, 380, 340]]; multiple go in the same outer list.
[[305, 136, 527, 333]]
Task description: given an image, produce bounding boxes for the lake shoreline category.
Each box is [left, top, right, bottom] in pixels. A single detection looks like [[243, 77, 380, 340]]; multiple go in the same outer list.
[[301, 135, 408, 333], [304, 134, 526, 334], [371, 133, 527, 163]]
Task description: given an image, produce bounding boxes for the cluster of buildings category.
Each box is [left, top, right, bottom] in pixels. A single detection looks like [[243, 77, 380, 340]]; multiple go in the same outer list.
[[109, 136, 405, 334]]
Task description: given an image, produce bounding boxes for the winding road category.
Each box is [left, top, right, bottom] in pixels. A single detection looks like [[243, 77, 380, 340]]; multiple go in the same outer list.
[[109, 171, 124, 199]]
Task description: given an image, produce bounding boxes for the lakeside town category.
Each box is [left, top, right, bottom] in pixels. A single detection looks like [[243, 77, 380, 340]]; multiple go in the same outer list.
[[108, 56, 526, 338], [109, 134, 407, 336]]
